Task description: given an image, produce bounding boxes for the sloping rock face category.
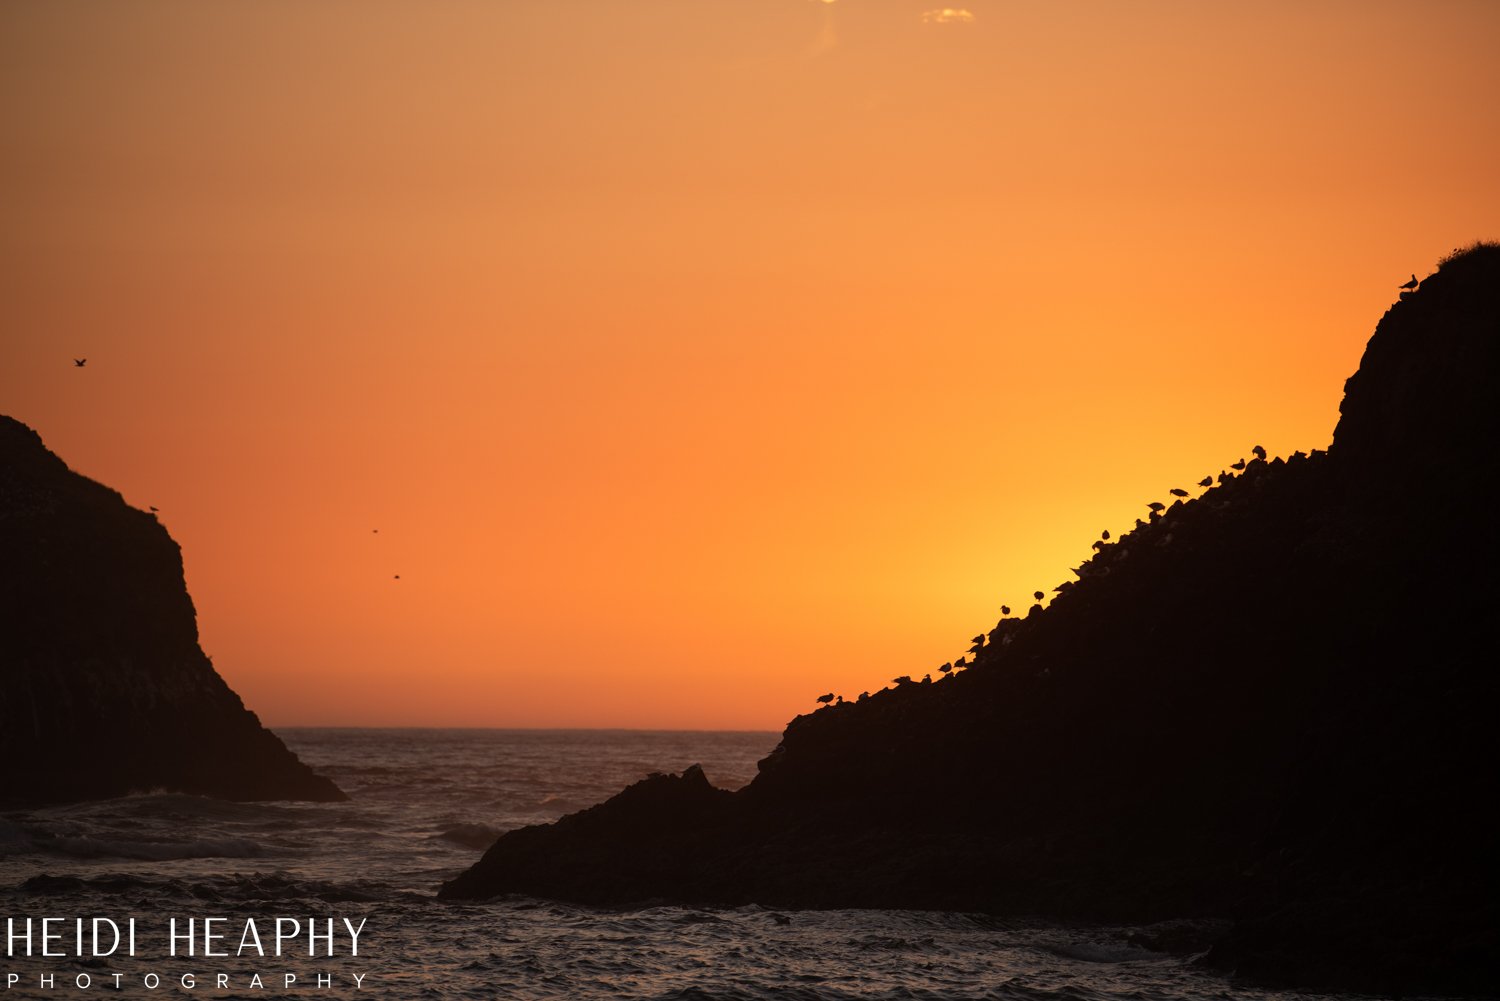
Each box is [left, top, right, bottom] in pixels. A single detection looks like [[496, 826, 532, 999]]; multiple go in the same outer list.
[[442, 247, 1499, 995], [0, 417, 344, 805]]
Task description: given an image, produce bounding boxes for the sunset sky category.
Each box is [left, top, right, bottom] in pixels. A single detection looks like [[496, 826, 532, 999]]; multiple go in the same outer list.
[[3, 0, 1497, 729]]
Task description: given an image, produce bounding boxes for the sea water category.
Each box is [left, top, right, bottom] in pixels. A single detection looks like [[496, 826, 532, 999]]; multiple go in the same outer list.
[[2, 729, 1378, 999]]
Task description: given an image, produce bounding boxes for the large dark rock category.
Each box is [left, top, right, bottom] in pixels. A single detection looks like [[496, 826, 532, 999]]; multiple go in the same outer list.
[[0, 417, 345, 805], [440, 245, 1500, 996]]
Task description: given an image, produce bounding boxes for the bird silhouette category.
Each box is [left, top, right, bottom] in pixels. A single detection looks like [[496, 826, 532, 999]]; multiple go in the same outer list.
[[1000, 604, 1011, 615], [1400, 273, 1419, 290], [394, 575, 401, 580], [1147, 501, 1165, 512], [1101, 530, 1110, 541], [816, 693, 835, 704], [73, 358, 86, 367], [1231, 459, 1246, 471], [1169, 487, 1189, 498], [1197, 475, 1213, 487], [1252, 444, 1267, 461], [939, 662, 953, 674], [148, 506, 159, 513], [1033, 590, 1044, 601]]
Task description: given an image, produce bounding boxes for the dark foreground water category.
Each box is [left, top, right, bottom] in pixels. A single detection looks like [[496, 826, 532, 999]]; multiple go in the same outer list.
[[2, 729, 1393, 999]]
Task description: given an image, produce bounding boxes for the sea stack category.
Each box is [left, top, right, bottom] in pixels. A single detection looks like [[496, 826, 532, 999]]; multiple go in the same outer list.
[[0, 416, 345, 805], [439, 245, 1500, 995]]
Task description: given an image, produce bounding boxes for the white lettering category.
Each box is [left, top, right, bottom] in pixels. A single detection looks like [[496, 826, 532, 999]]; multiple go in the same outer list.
[[41, 918, 62, 957], [203, 917, 226, 957], [344, 917, 368, 956], [274, 918, 300, 956], [6, 918, 30, 957], [169, 919, 193, 956]]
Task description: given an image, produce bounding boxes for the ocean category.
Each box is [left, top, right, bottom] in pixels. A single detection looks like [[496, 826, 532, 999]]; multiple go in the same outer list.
[[3, 729, 1370, 999]]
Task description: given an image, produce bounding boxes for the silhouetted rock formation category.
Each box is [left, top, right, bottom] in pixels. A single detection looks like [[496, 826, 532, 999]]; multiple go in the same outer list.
[[440, 245, 1500, 996], [0, 417, 345, 805]]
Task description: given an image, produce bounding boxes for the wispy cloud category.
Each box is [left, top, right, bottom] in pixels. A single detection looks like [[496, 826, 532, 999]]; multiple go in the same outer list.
[[920, 8, 976, 24]]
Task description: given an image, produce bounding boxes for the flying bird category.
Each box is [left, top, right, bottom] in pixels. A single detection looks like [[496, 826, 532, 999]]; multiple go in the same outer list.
[[394, 575, 401, 580], [73, 358, 86, 367], [1400, 274, 1419, 290]]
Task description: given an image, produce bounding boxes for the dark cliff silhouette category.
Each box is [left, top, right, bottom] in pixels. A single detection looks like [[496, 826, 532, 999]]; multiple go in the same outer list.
[[0, 417, 345, 805], [441, 244, 1500, 996]]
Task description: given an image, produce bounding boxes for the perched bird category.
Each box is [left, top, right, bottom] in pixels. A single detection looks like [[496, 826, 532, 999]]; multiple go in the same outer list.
[[1101, 530, 1110, 541], [1147, 501, 1165, 512], [954, 656, 967, 668], [1033, 590, 1044, 601], [1198, 475, 1213, 488], [73, 358, 86, 367], [1400, 273, 1419, 290], [1252, 444, 1267, 461], [816, 693, 835, 705], [1000, 605, 1011, 616], [1169, 487, 1189, 498], [1231, 458, 1246, 471], [971, 633, 985, 646], [858, 692, 870, 701], [1091, 540, 1104, 551], [148, 506, 159, 513], [893, 675, 913, 685], [939, 662, 953, 674]]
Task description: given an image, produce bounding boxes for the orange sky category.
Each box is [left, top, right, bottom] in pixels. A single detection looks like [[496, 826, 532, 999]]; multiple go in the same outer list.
[[3, 0, 1497, 728]]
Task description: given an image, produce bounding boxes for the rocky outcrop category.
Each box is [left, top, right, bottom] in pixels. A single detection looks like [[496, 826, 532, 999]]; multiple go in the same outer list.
[[440, 244, 1500, 996], [0, 417, 345, 805]]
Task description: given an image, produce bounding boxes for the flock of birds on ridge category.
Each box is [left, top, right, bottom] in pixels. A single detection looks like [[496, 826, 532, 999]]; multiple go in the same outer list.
[[812, 441, 1330, 711], [806, 269, 1427, 710]]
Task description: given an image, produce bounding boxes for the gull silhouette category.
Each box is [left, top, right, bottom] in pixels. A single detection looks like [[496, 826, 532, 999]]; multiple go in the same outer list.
[[73, 358, 86, 367], [1400, 274, 1419, 290]]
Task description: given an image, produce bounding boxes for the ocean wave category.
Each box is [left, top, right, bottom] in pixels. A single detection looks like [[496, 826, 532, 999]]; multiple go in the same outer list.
[[16, 871, 403, 904], [434, 823, 502, 850], [34, 833, 264, 861]]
